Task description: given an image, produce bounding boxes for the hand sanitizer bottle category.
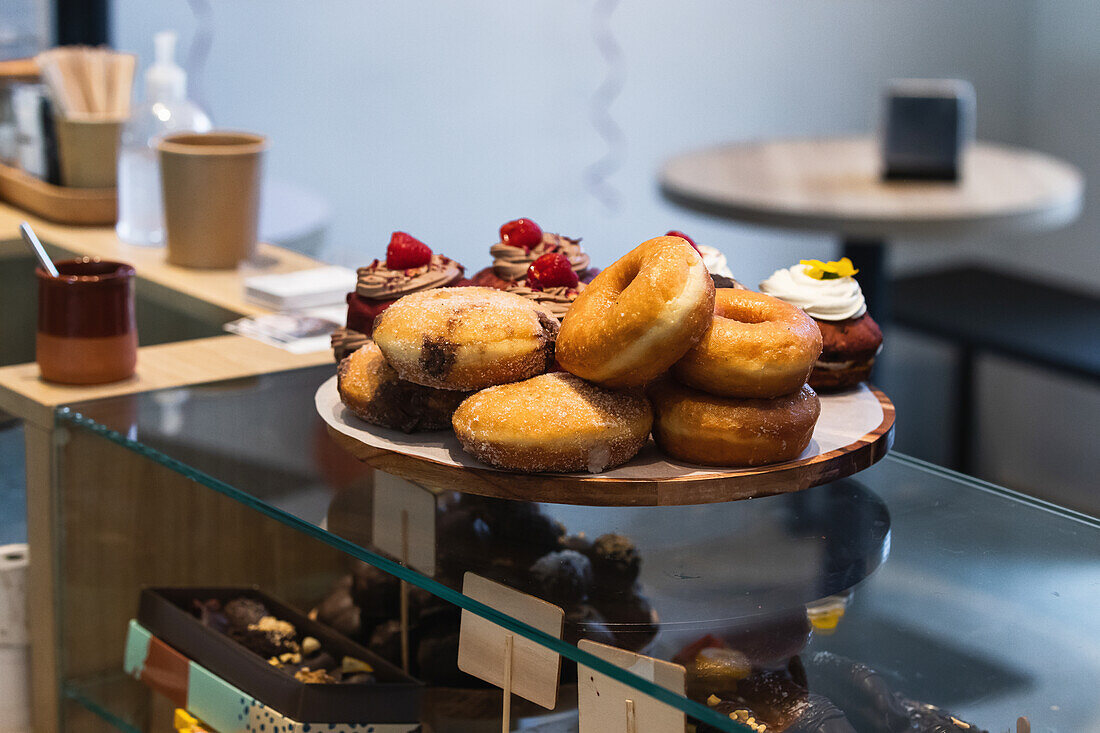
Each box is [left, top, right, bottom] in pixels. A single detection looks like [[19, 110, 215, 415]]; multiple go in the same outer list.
[[116, 31, 212, 246]]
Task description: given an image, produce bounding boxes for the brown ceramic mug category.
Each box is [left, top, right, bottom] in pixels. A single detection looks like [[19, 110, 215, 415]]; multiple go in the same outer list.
[[37, 258, 137, 384], [158, 131, 267, 269]]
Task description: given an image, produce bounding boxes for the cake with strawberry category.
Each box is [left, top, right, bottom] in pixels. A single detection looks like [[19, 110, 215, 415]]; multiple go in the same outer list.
[[504, 251, 586, 321], [332, 231, 465, 361], [471, 218, 597, 290], [665, 230, 744, 289]]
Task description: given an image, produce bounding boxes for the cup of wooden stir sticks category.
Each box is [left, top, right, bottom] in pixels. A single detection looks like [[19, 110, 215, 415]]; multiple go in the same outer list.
[[35, 46, 136, 188]]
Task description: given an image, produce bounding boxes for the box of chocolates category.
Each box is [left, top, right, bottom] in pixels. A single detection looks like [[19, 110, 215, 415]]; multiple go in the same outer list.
[[135, 587, 421, 725]]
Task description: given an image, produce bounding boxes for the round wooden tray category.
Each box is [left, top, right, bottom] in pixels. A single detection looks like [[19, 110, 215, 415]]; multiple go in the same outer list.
[[317, 375, 895, 507]]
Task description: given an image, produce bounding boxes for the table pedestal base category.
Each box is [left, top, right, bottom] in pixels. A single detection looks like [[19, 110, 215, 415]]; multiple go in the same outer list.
[[841, 238, 889, 323]]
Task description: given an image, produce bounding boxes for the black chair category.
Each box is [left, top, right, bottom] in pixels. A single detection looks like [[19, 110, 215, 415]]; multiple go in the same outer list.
[[892, 265, 1100, 473]]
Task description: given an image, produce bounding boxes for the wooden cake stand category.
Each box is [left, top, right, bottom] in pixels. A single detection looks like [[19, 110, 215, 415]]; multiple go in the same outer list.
[[318, 376, 895, 507], [312, 374, 893, 506]]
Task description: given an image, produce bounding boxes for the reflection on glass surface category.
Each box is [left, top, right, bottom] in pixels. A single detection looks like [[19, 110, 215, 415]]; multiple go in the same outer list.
[[56, 365, 1100, 732]]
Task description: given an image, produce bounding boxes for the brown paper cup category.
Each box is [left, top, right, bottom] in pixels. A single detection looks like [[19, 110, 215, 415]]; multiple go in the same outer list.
[[158, 131, 267, 269], [55, 116, 124, 188]]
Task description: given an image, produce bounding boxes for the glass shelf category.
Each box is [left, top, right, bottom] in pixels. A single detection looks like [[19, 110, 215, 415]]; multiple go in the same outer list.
[[64, 674, 146, 733], [53, 365, 1100, 732]]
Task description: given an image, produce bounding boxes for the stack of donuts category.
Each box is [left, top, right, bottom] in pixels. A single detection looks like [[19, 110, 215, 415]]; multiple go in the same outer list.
[[337, 234, 825, 473], [557, 235, 823, 468]]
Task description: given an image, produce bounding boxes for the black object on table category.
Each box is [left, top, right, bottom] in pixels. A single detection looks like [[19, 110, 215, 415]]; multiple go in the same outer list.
[[892, 265, 1100, 473]]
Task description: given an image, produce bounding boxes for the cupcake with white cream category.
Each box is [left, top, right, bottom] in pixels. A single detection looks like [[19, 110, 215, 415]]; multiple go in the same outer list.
[[760, 258, 883, 391]]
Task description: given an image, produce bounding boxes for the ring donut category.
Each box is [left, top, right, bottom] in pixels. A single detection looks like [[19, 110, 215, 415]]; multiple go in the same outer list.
[[674, 289, 822, 398], [649, 380, 820, 466], [556, 236, 715, 387]]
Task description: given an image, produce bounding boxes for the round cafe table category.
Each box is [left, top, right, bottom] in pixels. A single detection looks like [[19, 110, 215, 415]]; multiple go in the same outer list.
[[659, 136, 1084, 318]]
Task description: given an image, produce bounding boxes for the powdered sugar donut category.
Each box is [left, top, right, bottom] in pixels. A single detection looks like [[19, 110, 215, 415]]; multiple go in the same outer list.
[[373, 287, 559, 391], [452, 372, 653, 473], [337, 342, 468, 432]]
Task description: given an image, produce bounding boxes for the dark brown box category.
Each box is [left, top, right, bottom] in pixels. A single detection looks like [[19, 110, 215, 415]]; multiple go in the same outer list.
[[138, 586, 422, 724]]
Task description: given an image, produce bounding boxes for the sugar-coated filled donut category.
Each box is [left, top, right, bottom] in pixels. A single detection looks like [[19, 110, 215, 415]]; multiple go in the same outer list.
[[452, 372, 653, 473], [674, 289, 822, 398], [337, 342, 469, 432], [556, 236, 715, 387], [373, 287, 559, 391], [649, 380, 820, 467]]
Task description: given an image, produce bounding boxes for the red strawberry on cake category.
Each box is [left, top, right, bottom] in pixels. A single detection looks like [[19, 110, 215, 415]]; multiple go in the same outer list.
[[505, 252, 585, 322], [471, 217, 598, 290], [333, 231, 465, 361]]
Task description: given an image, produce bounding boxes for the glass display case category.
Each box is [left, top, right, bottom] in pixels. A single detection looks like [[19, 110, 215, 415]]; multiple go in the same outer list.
[[47, 364, 1100, 732]]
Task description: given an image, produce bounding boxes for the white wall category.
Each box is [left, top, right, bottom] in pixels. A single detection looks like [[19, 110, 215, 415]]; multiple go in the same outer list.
[[111, 0, 1033, 285]]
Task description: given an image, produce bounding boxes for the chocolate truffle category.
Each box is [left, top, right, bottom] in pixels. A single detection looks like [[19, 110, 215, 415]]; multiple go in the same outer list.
[[236, 615, 298, 658], [594, 592, 658, 651], [367, 619, 403, 667], [529, 550, 593, 607], [224, 597, 268, 629], [561, 533, 593, 555], [313, 575, 363, 640], [587, 534, 641, 596], [351, 561, 400, 625]]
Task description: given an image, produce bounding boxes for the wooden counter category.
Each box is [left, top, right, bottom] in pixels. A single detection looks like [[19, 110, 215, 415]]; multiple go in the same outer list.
[[0, 203, 337, 732]]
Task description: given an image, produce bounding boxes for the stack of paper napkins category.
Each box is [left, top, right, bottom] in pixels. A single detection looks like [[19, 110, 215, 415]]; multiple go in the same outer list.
[[244, 266, 356, 310]]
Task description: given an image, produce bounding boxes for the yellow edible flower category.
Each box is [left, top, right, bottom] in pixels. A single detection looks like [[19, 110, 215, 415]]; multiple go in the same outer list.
[[800, 257, 859, 280]]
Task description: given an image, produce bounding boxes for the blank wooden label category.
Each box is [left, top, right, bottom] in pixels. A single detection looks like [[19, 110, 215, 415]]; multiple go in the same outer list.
[[577, 640, 686, 733], [371, 472, 437, 576], [457, 572, 564, 710]]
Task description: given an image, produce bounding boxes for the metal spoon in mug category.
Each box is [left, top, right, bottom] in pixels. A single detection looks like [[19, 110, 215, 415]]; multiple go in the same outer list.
[[20, 222, 59, 278]]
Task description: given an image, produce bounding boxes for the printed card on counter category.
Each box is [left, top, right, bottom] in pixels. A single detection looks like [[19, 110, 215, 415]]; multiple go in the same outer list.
[[224, 305, 345, 353]]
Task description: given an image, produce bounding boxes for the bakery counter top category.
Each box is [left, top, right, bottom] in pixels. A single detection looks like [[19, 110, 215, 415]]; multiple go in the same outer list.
[[52, 362, 1100, 733]]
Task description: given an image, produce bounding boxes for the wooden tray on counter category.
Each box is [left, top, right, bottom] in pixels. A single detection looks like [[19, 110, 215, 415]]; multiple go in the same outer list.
[[0, 161, 116, 225], [317, 375, 895, 507]]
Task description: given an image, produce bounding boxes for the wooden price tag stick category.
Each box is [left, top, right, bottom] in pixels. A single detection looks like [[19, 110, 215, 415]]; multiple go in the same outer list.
[[501, 635, 514, 733], [578, 640, 686, 733], [458, 573, 565, 732], [371, 472, 439, 673], [399, 509, 410, 673]]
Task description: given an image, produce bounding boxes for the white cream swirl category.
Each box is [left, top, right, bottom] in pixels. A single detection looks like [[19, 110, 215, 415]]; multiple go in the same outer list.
[[696, 245, 735, 279], [759, 264, 867, 321]]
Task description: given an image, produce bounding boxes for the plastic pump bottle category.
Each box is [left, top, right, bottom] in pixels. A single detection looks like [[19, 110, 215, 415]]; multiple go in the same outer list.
[[116, 31, 212, 246]]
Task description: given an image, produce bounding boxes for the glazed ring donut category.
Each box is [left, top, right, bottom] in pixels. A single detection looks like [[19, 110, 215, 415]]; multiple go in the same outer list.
[[452, 372, 653, 473], [649, 380, 820, 467], [674, 289, 822, 398], [373, 287, 559, 391], [556, 236, 714, 387], [337, 342, 469, 432]]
